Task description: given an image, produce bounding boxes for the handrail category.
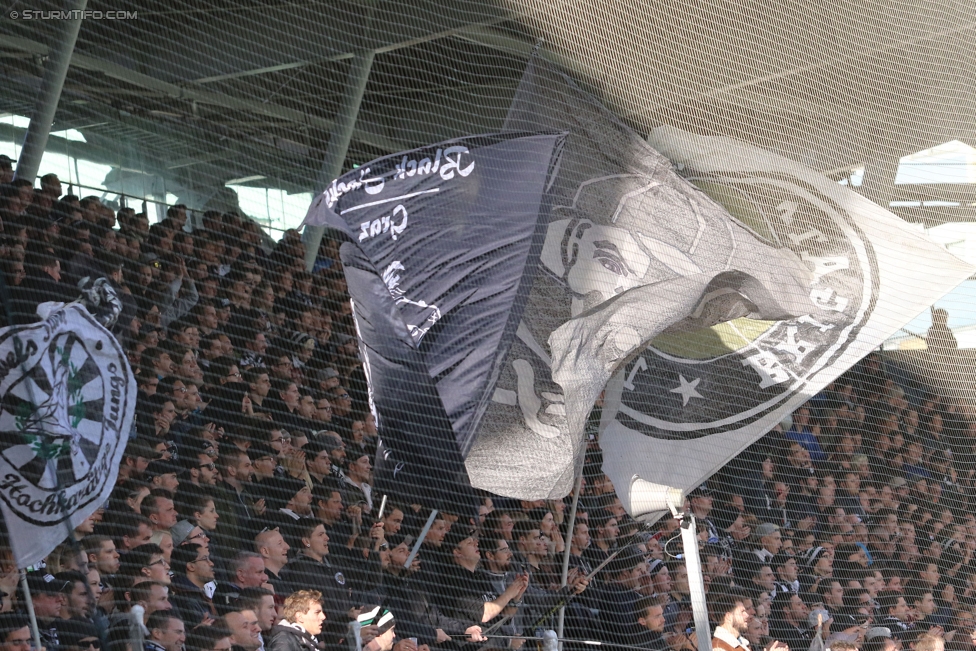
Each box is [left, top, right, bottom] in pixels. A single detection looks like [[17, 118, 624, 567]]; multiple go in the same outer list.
[[53, 178, 289, 237]]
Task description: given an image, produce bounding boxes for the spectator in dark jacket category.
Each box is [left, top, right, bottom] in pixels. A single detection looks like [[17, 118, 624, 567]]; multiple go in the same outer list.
[[169, 544, 217, 627], [279, 521, 355, 647], [365, 539, 483, 647], [12, 249, 78, 323]]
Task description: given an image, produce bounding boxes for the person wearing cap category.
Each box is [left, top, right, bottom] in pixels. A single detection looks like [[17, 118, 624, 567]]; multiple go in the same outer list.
[[255, 477, 314, 543], [169, 544, 217, 627], [864, 627, 899, 651], [427, 527, 528, 630], [711, 506, 747, 549], [146, 460, 181, 494], [120, 440, 162, 482], [890, 476, 910, 505], [266, 590, 325, 651], [0, 155, 14, 184], [799, 546, 833, 594], [288, 332, 315, 380], [312, 368, 341, 394], [23, 573, 71, 650], [372, 538, 485, 648], [279, 520, 355, 647], [689, 484, 720, 541], [171, 520, 210, 554]]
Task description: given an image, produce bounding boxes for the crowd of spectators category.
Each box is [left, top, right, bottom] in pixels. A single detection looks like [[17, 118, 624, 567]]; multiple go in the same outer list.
[[1, 156, 976, 651]]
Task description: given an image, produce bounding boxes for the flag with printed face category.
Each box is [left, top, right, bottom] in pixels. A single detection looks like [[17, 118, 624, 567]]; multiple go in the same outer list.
[[0, 303, 135, 567], [592, 125, 976, 515], [303, 131, 566, 513], [462, 58, 975, 508]]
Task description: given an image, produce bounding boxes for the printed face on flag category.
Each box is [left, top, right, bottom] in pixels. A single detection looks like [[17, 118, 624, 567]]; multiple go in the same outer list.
[[464, 58, 975, 504], [541, 217, 651, 313]]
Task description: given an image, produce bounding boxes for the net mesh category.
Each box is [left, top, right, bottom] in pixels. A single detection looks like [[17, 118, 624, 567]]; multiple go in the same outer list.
[[0, 2, 975, 651]]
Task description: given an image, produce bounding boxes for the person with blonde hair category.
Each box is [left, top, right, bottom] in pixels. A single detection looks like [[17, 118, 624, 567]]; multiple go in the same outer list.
[[915, 632, 945, 651], [268, 591, 325, 651], [150, 531, 174, 564]]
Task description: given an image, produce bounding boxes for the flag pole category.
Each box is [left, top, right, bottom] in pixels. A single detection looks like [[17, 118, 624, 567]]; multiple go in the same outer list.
[[404, 509, 437, 569], [679, 513, 713, 651], [19, 570, 43, 651], [555, 464, 584, 645]]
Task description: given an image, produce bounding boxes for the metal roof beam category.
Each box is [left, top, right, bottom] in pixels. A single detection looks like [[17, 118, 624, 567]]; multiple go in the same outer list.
[[189, 15, 508, 85], [0, 33, 405, 153]]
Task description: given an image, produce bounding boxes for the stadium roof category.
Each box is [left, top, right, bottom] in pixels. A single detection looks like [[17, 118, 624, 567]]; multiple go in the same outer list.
[[1, 0, 974, 225]]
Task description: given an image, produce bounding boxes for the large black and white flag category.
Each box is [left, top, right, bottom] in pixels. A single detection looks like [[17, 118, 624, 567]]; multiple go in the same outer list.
[[303, 132, 566, 512], [0, 303, 136, 567], [463, 59, 974, 504], [594, 126, 975, 513]]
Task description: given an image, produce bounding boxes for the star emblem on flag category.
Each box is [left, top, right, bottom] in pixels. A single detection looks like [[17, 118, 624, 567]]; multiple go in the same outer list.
[[670, 375, 703, 406]]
